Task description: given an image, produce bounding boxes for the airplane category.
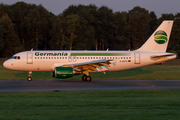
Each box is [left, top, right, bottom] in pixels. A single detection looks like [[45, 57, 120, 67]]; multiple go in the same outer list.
[[3, 20, 176, 82]]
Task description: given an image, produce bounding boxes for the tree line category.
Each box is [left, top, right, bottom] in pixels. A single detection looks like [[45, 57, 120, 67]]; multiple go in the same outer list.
[[0, 2, 180, 58]]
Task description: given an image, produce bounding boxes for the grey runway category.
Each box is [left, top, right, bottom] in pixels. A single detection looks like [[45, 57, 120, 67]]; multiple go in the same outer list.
[[0, 80, 180, 92]]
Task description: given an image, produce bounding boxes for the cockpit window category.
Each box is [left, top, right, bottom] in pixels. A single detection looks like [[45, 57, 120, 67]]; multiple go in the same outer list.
[[11, 56, 20, 59]]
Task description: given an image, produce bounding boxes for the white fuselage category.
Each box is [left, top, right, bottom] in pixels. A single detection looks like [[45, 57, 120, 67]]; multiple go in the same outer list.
[[3, 50, 176, 72]]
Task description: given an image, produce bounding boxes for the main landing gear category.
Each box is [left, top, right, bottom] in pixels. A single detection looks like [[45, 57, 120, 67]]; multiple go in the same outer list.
[[27, 71, 32, 81], [82, 75, 91, 82]]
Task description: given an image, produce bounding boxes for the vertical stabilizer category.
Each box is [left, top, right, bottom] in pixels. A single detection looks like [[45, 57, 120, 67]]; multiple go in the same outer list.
[[136, 20, 174, 52]]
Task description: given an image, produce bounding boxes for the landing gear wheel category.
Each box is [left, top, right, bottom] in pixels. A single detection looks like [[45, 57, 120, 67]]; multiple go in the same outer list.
[[86, 76, 91, 82], [27, 71, 32, 81], [27, 77, 32, 81], [82, 75, 87, 81]]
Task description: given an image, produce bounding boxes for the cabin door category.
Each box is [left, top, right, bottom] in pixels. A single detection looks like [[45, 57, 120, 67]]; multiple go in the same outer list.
[[27, 53, 33, 64], [134, 53, 140, 64]]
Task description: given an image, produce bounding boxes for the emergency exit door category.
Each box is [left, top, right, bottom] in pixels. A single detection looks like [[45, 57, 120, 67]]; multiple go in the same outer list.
[[27, 53, 33, 64]]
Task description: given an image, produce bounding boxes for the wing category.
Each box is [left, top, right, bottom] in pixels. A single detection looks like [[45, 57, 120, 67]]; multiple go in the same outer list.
[[62, 59, 113, 73]]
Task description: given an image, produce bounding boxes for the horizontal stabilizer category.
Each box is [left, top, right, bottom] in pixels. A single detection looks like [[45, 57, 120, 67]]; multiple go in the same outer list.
[[151, 53, 176, 58], [151, 53, 176, 61]]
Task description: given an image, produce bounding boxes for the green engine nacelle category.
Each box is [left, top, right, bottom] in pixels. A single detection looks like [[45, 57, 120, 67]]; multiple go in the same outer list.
[[52, 67, 73, 78]]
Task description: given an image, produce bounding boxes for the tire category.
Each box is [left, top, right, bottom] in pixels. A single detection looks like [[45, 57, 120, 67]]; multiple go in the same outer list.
[[82, 75, 87, 81], [86, 76, 91, 82], [27, 77, 32, 81]]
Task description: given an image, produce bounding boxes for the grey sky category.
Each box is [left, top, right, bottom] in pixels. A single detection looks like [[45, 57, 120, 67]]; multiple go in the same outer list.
[[1, 0, 180, 18]]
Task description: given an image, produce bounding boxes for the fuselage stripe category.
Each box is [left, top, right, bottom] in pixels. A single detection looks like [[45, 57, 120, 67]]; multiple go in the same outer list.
[[70, 53, 131, 56]]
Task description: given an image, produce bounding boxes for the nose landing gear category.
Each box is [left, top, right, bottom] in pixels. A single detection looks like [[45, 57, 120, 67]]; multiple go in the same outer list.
[[27, 71, 32, 81]]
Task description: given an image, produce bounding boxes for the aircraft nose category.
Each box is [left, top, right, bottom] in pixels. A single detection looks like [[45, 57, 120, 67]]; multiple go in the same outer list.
[[3, 61, 8, 68], [3, 60, 11, 69]]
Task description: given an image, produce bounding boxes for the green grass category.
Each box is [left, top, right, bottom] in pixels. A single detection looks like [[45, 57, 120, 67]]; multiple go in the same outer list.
[[1, 65, 180, 80], [1, 66, 180, 119], [0, 90, 180, 120]]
